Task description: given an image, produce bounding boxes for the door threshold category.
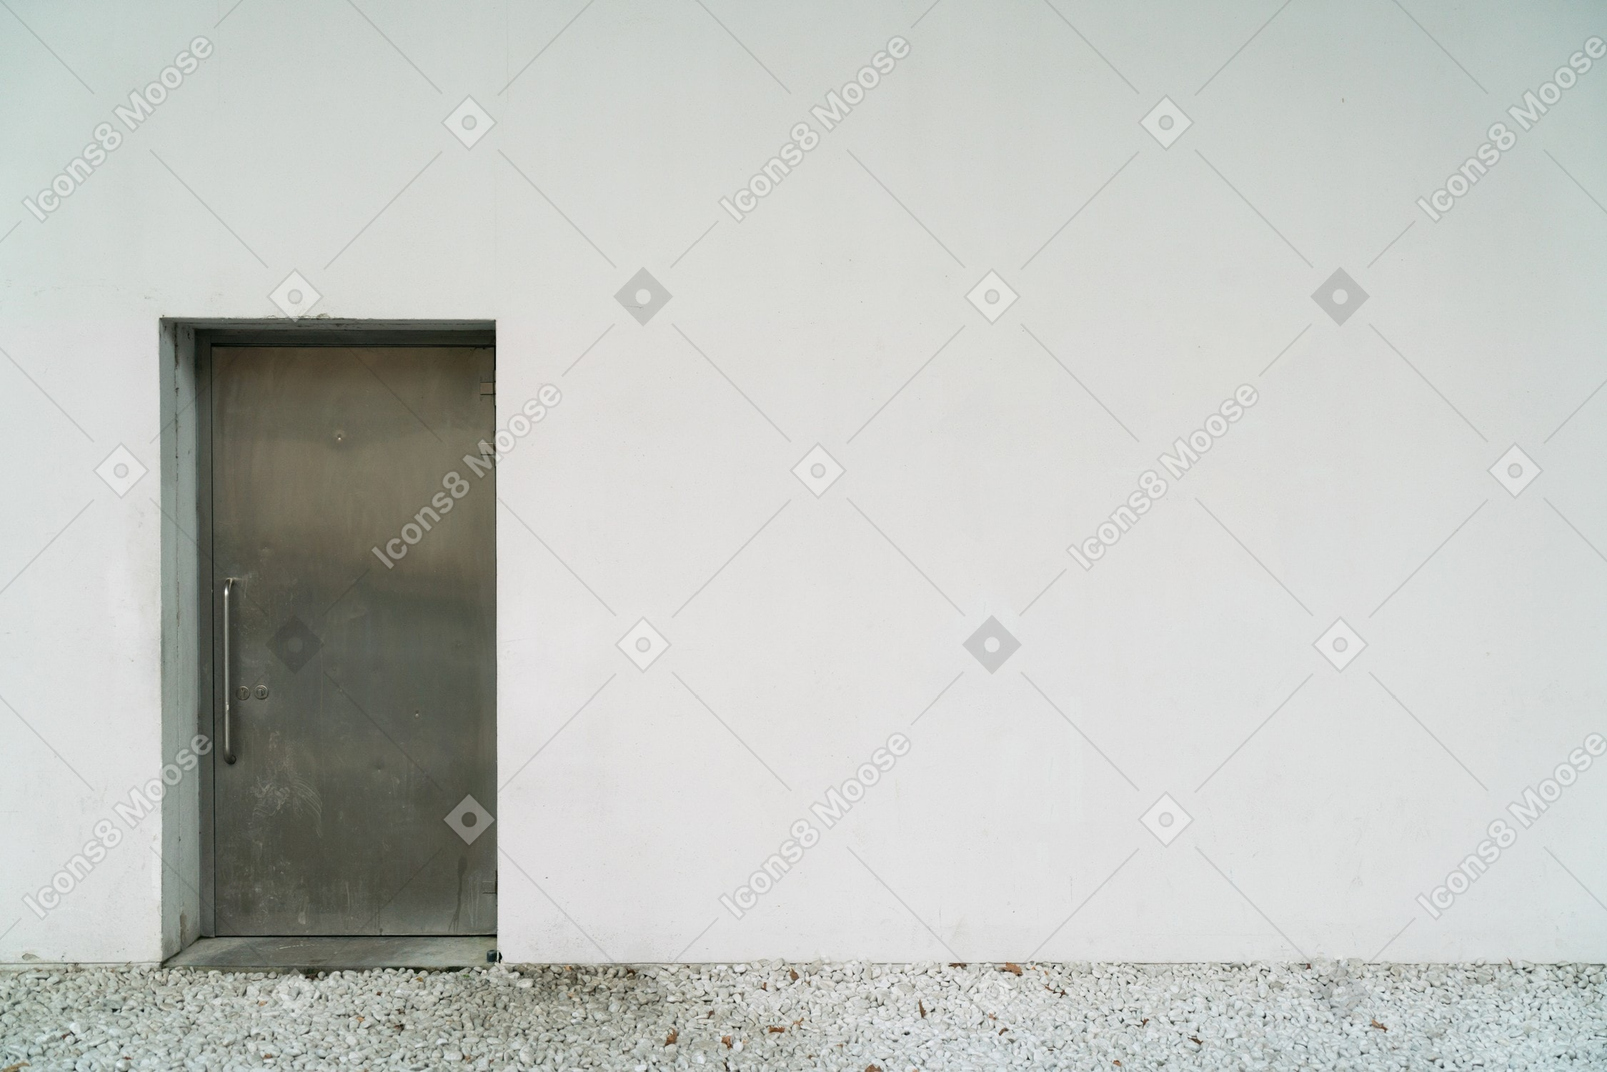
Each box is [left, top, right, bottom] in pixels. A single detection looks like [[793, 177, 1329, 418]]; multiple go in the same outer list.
[[166, 936, 498, 971]]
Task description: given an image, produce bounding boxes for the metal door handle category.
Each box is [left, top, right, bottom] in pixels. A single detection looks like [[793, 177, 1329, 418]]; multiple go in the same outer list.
[[223, 577, 237, 765]]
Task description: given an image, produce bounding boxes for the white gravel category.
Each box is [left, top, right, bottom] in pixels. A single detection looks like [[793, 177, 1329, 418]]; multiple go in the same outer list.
[[2, 959, 1604, 1070]]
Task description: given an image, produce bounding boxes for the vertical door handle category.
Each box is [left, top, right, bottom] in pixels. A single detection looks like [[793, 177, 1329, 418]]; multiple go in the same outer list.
[[223, 577, 237, 765]]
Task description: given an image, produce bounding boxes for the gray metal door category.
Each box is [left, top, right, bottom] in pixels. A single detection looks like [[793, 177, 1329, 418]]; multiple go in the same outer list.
[[210, 346, 496, 935]]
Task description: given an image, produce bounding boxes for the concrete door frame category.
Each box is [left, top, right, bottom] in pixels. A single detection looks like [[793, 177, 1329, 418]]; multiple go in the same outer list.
[[157, 319, 495, 959]]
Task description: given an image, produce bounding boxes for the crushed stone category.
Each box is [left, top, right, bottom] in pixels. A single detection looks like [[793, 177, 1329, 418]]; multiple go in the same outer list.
[[2, 959, 1604, 1069]]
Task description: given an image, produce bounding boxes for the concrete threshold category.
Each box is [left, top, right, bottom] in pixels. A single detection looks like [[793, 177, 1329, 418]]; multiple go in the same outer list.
[[165, 935, 497, 971]]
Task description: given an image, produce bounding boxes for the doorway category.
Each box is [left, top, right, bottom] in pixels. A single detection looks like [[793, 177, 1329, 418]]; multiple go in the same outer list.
[[198, 336, 497, 937]]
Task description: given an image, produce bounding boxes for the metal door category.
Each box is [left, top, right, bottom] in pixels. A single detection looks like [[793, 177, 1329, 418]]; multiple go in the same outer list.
[[210, 346, 496, 935]]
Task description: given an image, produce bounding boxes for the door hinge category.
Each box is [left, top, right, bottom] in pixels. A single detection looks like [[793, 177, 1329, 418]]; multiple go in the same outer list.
[[479, 379, 495, 398]]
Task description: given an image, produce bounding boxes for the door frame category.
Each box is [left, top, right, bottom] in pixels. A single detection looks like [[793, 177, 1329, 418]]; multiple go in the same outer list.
[[159, 320, 495, 953]]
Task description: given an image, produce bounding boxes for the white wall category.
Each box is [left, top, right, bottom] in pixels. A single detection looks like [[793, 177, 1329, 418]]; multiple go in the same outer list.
[[2, 0, 1605, 964]]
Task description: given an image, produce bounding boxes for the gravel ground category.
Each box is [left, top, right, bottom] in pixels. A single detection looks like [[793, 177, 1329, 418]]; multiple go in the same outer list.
[[2, 960, 1603, 1070]]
